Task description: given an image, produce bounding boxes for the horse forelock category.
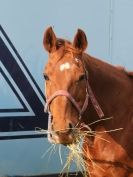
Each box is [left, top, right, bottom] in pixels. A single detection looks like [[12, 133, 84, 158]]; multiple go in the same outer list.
[[56, 38, 81, 56], [47, 39, 82, 71]]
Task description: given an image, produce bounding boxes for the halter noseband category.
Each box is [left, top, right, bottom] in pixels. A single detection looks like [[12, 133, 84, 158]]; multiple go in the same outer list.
[[45, 89, 89, 120]]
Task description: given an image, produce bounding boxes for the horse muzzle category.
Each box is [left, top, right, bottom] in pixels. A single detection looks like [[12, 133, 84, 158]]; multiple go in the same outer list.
[[48, 128, 77, 145]]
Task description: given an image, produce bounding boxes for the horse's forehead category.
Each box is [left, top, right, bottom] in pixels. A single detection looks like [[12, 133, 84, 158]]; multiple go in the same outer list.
[[47, 51, 72, 68], [45, 45, 83, 76]]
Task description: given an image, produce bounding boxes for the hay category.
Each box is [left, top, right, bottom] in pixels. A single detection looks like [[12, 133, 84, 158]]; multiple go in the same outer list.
[[60, 120, 123, 177], [35, 117, 123, 177], [61, 138, 88, 177], [60, 126, 103, 177]]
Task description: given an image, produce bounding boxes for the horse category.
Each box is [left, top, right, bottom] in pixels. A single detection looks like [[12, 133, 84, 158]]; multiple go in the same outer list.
[[43, 27, 133, 177]]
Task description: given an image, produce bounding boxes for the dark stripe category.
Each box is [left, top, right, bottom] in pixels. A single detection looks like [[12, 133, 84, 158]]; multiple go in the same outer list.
[[0, 115, 48, 132], [0, 37, 43, 116], [0, 109, 27, 113], [6, 172, 83, 177], [0, 134, 47, 140], [0, 26, 48, 132], [0, 68, 28, 112], [0, 25, 45, 101]]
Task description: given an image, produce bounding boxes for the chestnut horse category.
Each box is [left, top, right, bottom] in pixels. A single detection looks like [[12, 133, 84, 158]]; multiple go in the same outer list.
[[43, 27, 133, 176]]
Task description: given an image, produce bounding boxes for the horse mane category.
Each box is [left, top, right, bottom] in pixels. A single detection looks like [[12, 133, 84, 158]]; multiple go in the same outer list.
[[115, 65, 133, 78], [56, 38, 81, 55], [56, 38, 72, 50]]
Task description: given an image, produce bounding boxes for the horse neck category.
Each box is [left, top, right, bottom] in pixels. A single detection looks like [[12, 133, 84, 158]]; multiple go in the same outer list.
[[83, 53, 132, 126], [85, 54, 122, 96]]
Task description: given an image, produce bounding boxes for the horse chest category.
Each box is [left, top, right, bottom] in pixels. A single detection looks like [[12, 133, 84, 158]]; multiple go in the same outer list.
[[83, 129, 133, 177]]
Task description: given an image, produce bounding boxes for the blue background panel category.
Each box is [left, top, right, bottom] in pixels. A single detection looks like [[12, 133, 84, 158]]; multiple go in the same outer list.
[[0, 0, 133, 176]]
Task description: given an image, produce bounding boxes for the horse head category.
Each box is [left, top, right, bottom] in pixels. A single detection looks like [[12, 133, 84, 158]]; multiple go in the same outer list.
[[43, 27, 91, 145]]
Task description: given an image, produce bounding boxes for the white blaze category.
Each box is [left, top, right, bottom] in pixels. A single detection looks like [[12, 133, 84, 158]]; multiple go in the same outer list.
[[60, 62, 70, 71]]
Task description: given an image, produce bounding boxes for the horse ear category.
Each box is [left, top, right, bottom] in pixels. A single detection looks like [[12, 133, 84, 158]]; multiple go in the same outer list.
[[73, 29, 88, 52], [43, 27, 57, 53]]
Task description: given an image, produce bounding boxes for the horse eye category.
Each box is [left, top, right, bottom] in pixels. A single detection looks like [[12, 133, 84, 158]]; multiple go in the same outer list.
[[78, 74, 86, 81], [43, 73, 49, 80], [76, 74, 86, 84]]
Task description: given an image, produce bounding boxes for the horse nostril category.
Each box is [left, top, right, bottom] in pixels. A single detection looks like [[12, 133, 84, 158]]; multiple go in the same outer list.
[[50, 133, 52, 138], [69, 123, 74, 130]]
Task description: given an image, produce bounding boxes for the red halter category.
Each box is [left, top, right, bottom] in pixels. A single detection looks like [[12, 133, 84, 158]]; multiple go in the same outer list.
[[45, 89, 89, 119], [44, 58, 104, 120]]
